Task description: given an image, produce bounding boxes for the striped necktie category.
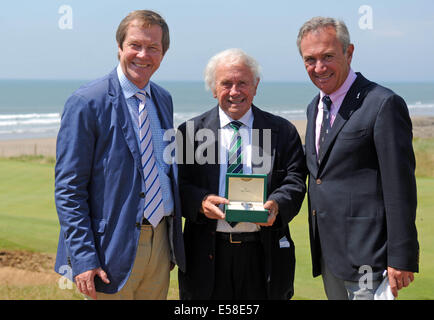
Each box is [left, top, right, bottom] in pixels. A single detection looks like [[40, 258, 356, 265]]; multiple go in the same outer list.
[[227, 120, 243, 228], [227, 120, 244, 174], [135, 91, 165, 227], [318, 95, 332, 163]]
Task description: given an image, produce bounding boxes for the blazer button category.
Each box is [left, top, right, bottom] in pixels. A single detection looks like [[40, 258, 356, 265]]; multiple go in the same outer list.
[[135, 222, 141, 229], [312, 210, 316, 216], [139, 192, 145, 198], [316, 179, 322, 185]]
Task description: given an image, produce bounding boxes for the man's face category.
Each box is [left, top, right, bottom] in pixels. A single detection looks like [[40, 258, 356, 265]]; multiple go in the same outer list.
[[300, 26, 354, 95], [118, 20, 164, 89], [213, 62, 259, 120]]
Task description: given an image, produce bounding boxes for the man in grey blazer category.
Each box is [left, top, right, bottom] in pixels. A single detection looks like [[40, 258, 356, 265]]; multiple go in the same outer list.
[[297, 17, 419, 299]]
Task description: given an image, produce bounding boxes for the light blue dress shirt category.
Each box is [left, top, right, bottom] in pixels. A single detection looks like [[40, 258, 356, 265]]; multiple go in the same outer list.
[[117, 65, 174, 216]]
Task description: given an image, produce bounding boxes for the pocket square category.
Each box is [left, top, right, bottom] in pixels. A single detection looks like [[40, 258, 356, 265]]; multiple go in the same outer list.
[[279, 236, 290, 248]]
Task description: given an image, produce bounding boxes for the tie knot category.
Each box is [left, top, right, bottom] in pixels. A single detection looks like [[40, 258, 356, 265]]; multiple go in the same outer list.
[[135, 91, 147, 102], [229, 120, 243, 131], [322, 95, 332, 111]]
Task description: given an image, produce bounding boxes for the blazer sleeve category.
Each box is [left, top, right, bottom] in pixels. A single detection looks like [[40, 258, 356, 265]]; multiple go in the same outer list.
[[267, 122, 307, 227], [55, 93, 101, 277], [373, 93, 419, 272]]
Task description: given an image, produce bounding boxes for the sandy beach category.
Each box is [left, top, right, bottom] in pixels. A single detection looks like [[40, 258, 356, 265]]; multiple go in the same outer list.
[[0, 137, 57, 158], [0, 116, 433, 158]]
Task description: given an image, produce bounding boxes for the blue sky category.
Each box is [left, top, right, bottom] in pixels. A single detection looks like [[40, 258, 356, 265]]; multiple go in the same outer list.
[[1, 0, 433, 82]]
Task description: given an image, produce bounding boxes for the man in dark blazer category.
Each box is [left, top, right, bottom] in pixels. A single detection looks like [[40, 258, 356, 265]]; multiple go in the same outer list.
[[54, 10, 185, 300], [297, 17, 419, 299], [177, 49, 306, 299]]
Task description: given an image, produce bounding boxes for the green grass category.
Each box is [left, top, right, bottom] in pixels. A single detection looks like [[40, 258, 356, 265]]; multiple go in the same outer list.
[[291, 200, 327, 300], [1, 139, 433, 299], [290, 176, 434, 300], [0, 284, 84, 300], [414, 138, 434, 178], [0, 157, 59, 253]]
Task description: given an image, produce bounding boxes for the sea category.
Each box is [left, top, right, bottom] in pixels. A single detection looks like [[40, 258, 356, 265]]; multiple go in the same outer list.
[[0, 79, 433, 141]]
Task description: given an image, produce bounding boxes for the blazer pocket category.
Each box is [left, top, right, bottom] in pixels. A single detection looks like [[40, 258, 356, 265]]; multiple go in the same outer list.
[[338, 129, 367, 140], [350, 192, 382, 218], [346, 216, 386, 267], [92, 218, 107, 235]]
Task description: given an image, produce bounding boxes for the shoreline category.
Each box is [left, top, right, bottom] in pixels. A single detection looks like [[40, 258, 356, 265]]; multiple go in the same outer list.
[[0, 116, 433, 158]]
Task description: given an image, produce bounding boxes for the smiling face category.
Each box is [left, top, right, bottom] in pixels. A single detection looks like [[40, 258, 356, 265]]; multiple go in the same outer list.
[[213, 62, 259, 120], [300, 26, 354, 95], [118, 20, 164, 89]]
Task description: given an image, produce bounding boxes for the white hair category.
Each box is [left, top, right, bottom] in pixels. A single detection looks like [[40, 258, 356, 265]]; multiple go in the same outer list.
[[204, 48, 261, 92]]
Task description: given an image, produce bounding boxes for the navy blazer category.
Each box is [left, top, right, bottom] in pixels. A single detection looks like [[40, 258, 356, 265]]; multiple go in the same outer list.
[[306, 73, 419, 282], [177, 105, 307, 299], [54, 69, 185, 294]]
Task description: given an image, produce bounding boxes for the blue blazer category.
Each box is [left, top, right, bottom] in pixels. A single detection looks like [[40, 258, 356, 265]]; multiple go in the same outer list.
[[54, 69, 185, 294]]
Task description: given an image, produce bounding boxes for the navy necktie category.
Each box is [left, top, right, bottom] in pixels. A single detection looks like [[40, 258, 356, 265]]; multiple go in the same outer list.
[[318, 95, 332, 163]]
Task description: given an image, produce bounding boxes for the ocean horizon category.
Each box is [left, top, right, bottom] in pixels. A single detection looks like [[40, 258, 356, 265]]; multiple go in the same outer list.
[[1, 79, 433, 141]]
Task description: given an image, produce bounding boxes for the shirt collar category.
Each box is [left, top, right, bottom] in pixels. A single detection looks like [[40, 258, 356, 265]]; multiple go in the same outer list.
[[319, 68, 357, 104], [218, 106, 254, 129], [116, 64, 152, 99]]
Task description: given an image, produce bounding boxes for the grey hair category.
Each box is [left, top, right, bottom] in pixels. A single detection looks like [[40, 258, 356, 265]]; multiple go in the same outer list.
[[204, 48, 261, 92], [296, 17, 351, 55]]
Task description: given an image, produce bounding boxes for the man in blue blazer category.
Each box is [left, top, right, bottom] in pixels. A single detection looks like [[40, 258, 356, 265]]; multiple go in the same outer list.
[[297, 17, 419, 299], [54, 10, 185, 300]]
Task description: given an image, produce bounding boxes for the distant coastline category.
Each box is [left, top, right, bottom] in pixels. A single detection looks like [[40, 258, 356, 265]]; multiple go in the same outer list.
[[1, 116, 433, 158], [1, 79, 433, 142]]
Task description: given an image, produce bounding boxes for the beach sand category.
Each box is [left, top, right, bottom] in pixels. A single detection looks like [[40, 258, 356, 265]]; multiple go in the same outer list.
[[0, 137, 56, 158], [0, 116, 433, 158]]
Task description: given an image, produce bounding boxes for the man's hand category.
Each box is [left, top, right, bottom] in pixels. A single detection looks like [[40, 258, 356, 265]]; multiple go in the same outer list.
[[256, 200, 279, 227], [201, 194, 229, 220], [74, 267, 110, 300], [387, 266, 414, 298]]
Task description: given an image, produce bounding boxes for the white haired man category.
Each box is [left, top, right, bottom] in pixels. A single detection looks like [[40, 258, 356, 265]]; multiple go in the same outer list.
[[177, 48, 307, 299]]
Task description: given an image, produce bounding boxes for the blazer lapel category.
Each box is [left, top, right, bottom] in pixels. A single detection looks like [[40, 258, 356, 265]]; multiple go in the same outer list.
[[109, 70, 144, 181], [149, 82, 177, 184], [251, 105, 277, 191], [317, 73, 372, 167], [201, 106, 221, 195], [306, 95, 320, 177], [150, 82, 172, 130]]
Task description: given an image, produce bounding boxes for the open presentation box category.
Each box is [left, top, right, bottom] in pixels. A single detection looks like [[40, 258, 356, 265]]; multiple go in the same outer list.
[[224, 173, 269, 223]]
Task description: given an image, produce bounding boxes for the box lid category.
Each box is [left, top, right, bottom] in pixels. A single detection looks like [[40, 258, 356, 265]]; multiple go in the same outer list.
[[225, 173, 267, 203]]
